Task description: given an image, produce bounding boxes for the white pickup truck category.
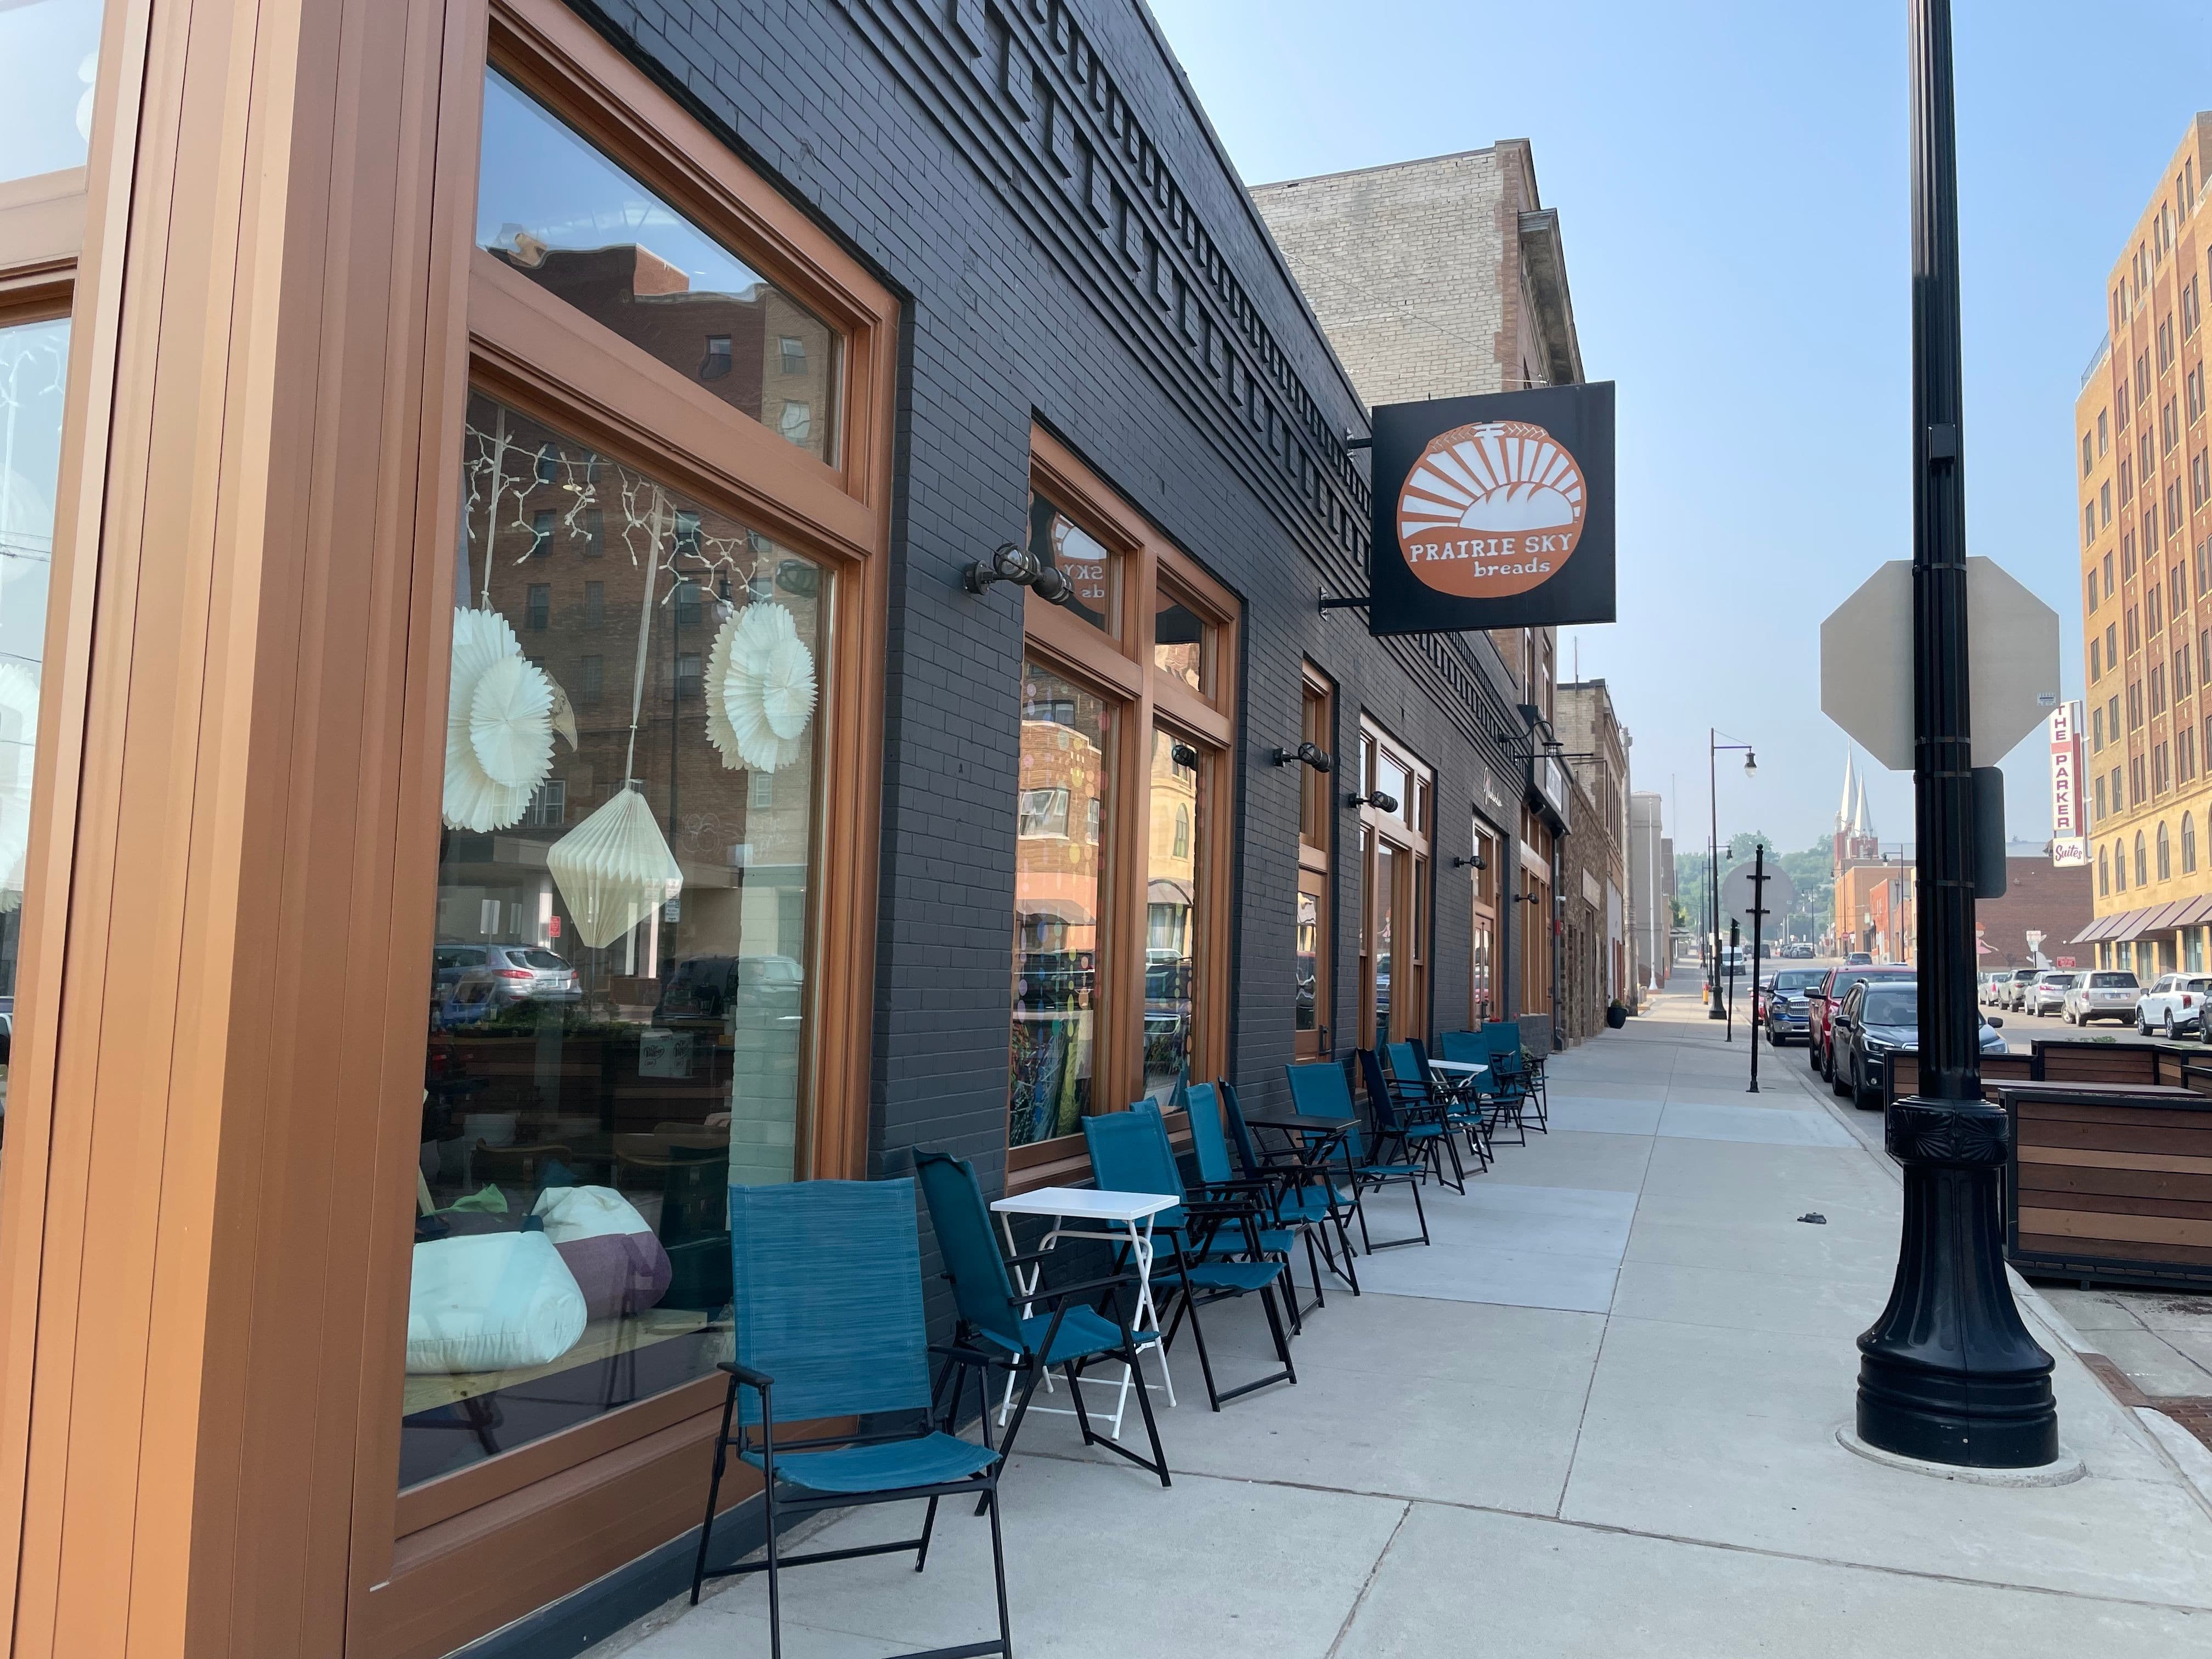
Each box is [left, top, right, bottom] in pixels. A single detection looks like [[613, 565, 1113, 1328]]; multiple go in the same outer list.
[[2136, 973, 2212, 1037]]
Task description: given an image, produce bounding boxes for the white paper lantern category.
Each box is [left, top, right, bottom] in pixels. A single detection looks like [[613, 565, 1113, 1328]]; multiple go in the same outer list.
[[707, 601, 816, 773], [0, 663, 38, 913], [443, 607, 555, 832], [470, 653, 554, 787], [545, 785, 683, 949]]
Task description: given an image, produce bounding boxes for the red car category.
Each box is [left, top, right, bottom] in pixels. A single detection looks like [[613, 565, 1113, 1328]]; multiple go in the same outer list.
[[1807, 963, 1916, 1081]]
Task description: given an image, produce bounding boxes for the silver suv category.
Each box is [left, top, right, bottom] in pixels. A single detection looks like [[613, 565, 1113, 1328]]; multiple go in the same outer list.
[[2028, 970, 2079, 1017], [2064, 969, 2141, 1026]]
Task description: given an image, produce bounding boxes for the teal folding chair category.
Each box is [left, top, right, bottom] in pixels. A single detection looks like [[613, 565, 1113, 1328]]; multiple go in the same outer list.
[[1221, 1078, 1362, 1295], [1381, 1041, 1472, 1189], [1084, 1108, 1297, 1409], [691, 1178, 1008, 1659], [1187, 1081, 1323, 1322], [913, 1150, 1170, 1491], [1288, 1060, 1432, 1251]]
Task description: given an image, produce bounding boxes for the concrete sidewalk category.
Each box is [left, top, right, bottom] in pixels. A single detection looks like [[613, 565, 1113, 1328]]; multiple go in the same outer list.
[[593, 990, 2212, 1657]]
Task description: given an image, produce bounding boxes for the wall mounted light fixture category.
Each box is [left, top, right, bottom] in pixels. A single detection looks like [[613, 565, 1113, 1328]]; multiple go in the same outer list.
[[1451, 854, 1487, 870], [1272, 741, 1333, 772], [1348, 788, 1399, 813], [963, 541, 1073, 603]]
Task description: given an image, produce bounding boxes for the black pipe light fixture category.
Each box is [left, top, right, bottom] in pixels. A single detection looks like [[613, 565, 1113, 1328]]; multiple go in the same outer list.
[[963, 541, 1073, 603], [1271, 741, 1333, 773], [1451, 854, 1487, 870], [1348, 788, 1399, 813]]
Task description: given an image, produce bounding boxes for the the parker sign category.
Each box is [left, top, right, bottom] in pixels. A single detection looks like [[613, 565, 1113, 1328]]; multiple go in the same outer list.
[[1368, 382, 1617, 636], [2050, 701, 2087, 867]]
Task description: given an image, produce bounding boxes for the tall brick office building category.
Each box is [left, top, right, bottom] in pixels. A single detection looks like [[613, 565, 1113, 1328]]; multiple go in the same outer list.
[[2073, 114, 2212, 978], [0, 2, 1611, 1657]]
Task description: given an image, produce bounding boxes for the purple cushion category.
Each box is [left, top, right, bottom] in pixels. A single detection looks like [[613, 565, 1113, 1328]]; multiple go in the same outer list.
[[553, 1231, 673, 1321]]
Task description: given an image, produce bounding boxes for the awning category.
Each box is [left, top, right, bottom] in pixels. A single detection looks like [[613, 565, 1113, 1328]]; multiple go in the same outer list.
[[2174, 896, 2212, 928], [2075, 901, 2195, 945], [2143, 900, 2195, 934]]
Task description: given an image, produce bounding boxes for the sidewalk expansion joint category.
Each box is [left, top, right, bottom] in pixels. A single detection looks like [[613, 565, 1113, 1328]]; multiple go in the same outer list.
[[1012, 1449, 2212, 1617], [1322, 1501, 1412, 1659]]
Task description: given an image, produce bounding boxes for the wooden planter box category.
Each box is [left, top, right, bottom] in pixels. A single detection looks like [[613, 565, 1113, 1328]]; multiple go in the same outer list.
[[1882, 1040, 2212, 1108], [1999, 1083, 2212, 1291]]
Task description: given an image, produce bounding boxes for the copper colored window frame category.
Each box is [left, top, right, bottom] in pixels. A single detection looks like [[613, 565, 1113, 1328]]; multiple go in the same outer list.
[[1357, 719, 1433, 1048], [1006, 429, 1238, 1190], [338, 9, 898, 1654], [0, 0, 890, 1652]]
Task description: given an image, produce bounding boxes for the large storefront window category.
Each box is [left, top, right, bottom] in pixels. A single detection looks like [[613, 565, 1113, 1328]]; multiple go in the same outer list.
[[477, 68, 841, 465], [0, 316, 66, 1147], [1359, 723, 1432, 1047], [1007, 434, 1238, 1164], [0, 0, 101, 188], [1470, 821, 1498, 1025], [1143, 725, 1207, 1105], [402, 392, 827, 1487], [1011, 662, 1111, 1148]]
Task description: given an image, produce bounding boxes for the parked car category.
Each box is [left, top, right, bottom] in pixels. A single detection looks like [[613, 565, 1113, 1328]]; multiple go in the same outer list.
[[1845, 951, 1873, 965], [653, 953, 805, 1030], [1760, 968, 1826, 1045], [2064, 969, 2142, 1026], [2027, 971, 2081, 1017], [1995, 967, 2040, 1012], [434, 942, 580, 1022], [1808, 963, 1917, 1080], [1829, 979, 2006, 1111], [2136, 973, 2212, 1037], [1977, 970, 2011, 1006]]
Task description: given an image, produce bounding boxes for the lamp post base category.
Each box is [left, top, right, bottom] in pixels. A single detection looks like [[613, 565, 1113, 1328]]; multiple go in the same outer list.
[[1856, 1098, 2058, 1469]]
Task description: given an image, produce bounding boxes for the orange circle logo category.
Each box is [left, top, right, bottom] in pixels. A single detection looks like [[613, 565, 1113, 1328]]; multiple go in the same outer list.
[[1395, 420, 1586, 598]]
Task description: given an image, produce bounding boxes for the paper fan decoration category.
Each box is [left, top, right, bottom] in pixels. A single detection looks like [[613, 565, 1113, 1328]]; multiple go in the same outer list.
[[706, 601, 817, 772], [0, 663, 39, 913], [443, 607, 556, 832], [545, 784, 682, 949]]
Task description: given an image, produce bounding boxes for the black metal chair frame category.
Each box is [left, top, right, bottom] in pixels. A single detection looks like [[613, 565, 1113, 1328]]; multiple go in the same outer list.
[[1138, 1213, 1300, 1409], [1223, 1080, 1363, 1296], [936, 1253, 1173, 1490], [691, 1350, 1010, 1659]]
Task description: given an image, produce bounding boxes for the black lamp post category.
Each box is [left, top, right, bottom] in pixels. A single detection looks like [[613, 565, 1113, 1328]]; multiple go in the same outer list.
[[1853, 0, 2058, 1469], [1708, 729, 1756, 1021]]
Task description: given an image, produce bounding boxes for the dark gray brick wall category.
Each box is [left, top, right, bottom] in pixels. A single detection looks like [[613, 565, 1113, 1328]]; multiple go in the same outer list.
[[567, 0, 1538, 1200]]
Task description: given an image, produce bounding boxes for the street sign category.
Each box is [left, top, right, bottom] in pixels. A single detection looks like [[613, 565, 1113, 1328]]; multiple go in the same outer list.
[[2055, 956, 2076, 969], [1819, 557, 2061, 769], [1720, 859, 1796, 934]]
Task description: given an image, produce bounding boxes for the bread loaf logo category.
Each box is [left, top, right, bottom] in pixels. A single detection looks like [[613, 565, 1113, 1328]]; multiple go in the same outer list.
[[1395, 420, 1585, 598]]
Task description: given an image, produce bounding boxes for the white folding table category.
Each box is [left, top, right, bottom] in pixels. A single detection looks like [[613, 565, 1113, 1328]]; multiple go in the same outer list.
[[988, 1186, 1178, 1438]]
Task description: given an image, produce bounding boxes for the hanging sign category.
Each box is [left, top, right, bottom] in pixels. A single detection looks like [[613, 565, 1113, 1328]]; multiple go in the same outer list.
[[1367, 382, 1616, 636], [2049, 701, 2087, 866]]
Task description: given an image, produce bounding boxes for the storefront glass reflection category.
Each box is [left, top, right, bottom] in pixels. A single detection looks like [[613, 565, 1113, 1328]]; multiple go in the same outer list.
[[477, 69, 841, 465], [1143, 726, 1202, 1105], [1009, 662, 1109, 1146], [0, 317, 66, 1153], [0, 0, 100, 187], [403, 392, 825, 1487]]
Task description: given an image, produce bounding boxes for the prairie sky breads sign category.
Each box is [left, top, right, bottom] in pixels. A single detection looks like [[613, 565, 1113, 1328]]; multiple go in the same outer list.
[[1366, 382, 1616, 635]]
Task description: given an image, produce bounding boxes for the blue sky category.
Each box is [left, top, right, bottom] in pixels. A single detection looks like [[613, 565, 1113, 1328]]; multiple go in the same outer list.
[[1147, 0, 2212, 856]]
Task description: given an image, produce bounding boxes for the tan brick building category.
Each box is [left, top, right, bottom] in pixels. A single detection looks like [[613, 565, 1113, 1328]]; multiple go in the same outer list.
[[2075, 115, 2212, 977]]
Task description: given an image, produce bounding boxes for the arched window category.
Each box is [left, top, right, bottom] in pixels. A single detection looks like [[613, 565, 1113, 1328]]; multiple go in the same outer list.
[[2186, 812, 2198, 874], [1173, 804, 1190, 859], [2159, 821, 2172, 881], [2137, 831, 2149, 887], [2115, 838, 2129, 891], [2100, 846, 2111, 895]]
